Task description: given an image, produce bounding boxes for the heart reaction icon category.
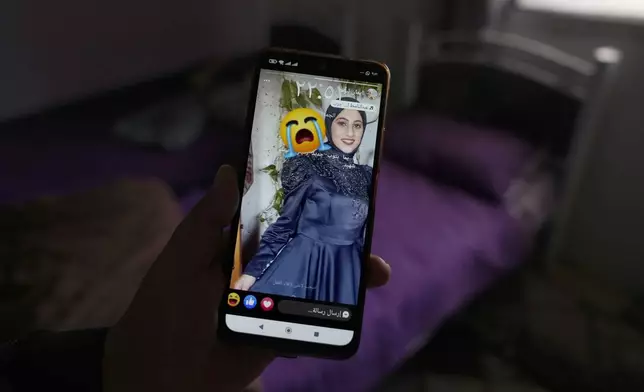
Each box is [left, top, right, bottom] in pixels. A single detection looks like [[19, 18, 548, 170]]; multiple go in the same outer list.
[[260, 297, 274, 311]]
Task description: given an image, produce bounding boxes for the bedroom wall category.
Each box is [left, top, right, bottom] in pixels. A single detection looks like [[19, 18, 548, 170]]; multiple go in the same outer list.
[[503, 9, 644, 295], [0, 0, 436, 122], [0, 0, 269, 121], [270, 0, 440, 65]]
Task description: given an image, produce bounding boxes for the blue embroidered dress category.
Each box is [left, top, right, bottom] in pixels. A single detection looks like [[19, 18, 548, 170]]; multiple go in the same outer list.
[[242, 147, 372, 306]]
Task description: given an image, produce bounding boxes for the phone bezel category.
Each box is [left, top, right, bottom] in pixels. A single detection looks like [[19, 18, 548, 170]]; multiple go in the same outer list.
[[217, 48, 390, 359]]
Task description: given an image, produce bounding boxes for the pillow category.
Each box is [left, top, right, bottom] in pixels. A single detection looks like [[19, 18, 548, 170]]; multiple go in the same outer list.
[[384, 113, 536, 203]]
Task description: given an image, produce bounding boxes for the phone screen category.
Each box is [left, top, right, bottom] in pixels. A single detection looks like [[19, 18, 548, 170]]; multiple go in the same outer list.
[[221, 52, 387, 354]]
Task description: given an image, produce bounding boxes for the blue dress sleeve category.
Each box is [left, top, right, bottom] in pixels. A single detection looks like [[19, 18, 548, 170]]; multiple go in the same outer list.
[[242, 156, 313, 278]]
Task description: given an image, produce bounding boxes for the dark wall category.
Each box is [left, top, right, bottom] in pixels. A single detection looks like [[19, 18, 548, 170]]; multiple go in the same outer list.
[[0, 1, 269, 121]]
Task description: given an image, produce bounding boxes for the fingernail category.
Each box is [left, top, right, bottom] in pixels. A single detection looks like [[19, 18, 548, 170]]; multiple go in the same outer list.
[[374, 255, 388, 266]]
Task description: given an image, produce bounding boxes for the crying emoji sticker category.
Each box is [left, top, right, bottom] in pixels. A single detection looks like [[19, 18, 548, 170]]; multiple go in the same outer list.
[[279, 108, 331, 158]]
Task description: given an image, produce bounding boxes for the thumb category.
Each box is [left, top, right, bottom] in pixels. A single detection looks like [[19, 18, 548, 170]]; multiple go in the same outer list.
[[165, 165, 239, 268], [197, 164, 240, 229]]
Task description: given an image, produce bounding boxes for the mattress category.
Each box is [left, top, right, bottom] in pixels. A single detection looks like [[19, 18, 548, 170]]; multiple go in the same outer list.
[[260, 160, 533, 392]]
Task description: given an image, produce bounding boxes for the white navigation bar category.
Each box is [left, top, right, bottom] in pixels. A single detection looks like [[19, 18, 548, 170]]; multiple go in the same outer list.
[[225, 315, 354, 346]]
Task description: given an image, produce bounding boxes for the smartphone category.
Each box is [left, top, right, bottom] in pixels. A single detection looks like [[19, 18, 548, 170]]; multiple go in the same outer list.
[[218, 49, 390, 359]]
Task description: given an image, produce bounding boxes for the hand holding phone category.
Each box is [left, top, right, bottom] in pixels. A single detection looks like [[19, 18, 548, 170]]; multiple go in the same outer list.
[[219, 49, 390, 359], [103, 164, 390, 391]]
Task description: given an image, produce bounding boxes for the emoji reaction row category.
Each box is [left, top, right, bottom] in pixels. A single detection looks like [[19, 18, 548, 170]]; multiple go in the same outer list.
[[228, 292, 274, 311]]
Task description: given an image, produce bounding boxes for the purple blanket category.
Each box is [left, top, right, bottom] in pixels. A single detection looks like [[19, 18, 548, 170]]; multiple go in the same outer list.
[[261, 160, 530, 392]]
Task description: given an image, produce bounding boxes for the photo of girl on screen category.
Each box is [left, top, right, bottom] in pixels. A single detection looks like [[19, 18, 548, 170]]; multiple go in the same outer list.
[[233, 97, 374, 306]]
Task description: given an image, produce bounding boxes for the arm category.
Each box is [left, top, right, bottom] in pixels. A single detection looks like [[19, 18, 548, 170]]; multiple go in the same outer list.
[[0, 329, 107, 392], [242, 156, 313, 278]]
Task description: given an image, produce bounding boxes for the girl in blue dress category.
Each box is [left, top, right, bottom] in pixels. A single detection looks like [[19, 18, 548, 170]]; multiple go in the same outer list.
[[233, 97, 372, 305]]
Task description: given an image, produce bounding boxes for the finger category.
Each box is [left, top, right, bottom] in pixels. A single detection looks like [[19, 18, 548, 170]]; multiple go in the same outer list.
[[365, 254, 391, 288], [197, 164, 240, 228], [211, 225, 232, 270]]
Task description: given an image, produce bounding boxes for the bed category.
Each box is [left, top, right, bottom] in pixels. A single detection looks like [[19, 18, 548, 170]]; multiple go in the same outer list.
[[0, 4, 622, 392], [259, 7, 623, 392]]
